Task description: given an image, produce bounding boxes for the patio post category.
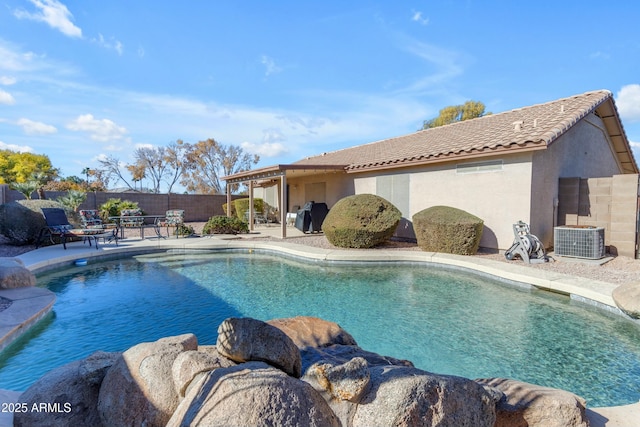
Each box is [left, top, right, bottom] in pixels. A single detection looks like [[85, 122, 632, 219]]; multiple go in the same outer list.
[[226, 183, 232, 217], [280, 173, 287, 238], [248, 180, 254, 232]]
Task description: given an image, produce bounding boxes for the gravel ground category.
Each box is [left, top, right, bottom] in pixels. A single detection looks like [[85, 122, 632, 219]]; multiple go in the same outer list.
[[1, 223, 639, 286]]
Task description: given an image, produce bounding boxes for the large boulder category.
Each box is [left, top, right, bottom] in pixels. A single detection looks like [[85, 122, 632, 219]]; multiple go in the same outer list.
[[612, 282, 640, 319], [0, 257, 35, 289], [267, 316, 358, 349], [216, 317, 302, 378], [307, 356, 370, 402], [301, 344, 495, 427], [172, 347, 235, 397], [322, 194, 402, 248], [167, 361, 340, 427], [349, 365, 496, 427], [475, 378, 588, 427], [14, 351, 119, 427], [98, 333, 197, 427], [301, 343, 414, 373]]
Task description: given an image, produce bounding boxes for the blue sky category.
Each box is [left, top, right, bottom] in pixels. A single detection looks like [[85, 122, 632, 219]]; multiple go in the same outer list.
[[1, 1, 640, 191]]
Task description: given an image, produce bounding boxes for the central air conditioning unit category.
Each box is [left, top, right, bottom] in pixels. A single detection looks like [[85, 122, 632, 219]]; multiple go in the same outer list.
[[553, 226, 605, 259]]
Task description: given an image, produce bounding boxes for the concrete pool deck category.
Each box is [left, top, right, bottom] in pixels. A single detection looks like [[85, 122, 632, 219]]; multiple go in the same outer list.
[[0, 231, 639, 426]]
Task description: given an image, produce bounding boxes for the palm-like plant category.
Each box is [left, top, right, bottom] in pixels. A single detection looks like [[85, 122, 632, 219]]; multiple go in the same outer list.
[[11, 181, 38, 200], [56, 190, 87, 212]]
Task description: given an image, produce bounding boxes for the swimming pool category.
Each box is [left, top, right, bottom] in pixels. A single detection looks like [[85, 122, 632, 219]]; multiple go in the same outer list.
[[1, 250, 639, 407]]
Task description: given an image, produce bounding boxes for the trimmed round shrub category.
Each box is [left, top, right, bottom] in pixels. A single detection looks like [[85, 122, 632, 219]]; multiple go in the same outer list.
[[323, 194, 401, 248], [0, 200, 76, 245], [202, 215, 249, 235], [412, 206, 484, 255]]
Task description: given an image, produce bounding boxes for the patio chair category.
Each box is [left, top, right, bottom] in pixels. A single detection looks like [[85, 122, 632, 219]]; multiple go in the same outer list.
[[37, 208, 116, 250], [79, 209, 104, 228], [120, 208, 145, 227], [155, 209, 186, 238]]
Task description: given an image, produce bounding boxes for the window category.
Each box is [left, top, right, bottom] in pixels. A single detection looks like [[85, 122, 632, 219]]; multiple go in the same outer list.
[[456, 160, 503, 174]]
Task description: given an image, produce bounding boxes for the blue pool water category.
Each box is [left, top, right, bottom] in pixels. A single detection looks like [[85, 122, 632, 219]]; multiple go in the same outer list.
[[1, 250, 639, 407]]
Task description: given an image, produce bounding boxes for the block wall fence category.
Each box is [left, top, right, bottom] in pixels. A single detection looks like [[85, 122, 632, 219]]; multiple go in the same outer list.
[[557, 174, 640, 258], [0, 186, 242, 223]]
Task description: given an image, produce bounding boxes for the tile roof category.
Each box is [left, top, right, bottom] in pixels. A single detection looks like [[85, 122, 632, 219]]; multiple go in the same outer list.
[[293, 90, 638, 173]]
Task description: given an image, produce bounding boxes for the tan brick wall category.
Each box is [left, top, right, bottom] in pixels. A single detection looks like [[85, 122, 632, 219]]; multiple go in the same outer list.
[[4, 190, 242, 222], [558, 174, 639, 257]]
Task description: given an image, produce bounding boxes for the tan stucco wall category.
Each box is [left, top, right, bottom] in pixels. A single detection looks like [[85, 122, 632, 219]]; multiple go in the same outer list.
[[284, 172, 354, 213], [530, 113, 624, 246], [352, 153, 534, 249]]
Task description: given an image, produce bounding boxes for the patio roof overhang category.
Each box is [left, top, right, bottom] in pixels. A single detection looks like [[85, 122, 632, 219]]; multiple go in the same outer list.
[[222, 164, 348, 184], [222, 164, 347, 239]]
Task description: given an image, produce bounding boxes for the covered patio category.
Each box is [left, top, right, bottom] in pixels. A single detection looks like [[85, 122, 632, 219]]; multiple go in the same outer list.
[[222, 164, 346, 238]]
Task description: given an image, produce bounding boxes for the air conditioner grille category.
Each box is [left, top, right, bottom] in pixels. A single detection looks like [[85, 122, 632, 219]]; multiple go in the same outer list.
[[553, 226, 605, 259]]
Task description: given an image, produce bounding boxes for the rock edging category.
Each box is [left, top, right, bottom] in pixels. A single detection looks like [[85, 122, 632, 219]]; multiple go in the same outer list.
[[14, 316, 588, 427]]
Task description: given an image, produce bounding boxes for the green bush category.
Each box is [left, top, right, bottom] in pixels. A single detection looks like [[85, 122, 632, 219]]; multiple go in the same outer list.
[[174, 224, 195, 237], [202, 215, 249, 235], [0, 200, 76, 245], [99, 198, 141, 222], [323, 194, 401, 248], [412, 206, 484, 255], [233, 198, 264, 220], [221, 202, 237, 217]]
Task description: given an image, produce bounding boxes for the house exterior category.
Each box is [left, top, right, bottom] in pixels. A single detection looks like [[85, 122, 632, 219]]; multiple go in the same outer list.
[[223, 90, 639, 256]]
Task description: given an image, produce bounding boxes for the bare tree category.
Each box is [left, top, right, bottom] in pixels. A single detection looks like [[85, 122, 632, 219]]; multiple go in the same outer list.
[[97, 155, 135, 191], [164, 140, 189, 193], [181, 138, 259, 194], [131, 146, 167, 193]]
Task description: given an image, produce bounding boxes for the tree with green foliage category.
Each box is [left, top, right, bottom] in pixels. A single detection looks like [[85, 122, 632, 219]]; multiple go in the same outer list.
[[421, 101, 490, 129], [0, 150, 57, 185]]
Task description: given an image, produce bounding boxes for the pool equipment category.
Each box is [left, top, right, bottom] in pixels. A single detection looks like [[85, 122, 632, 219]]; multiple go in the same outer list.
[[505, 221, 549, 264]]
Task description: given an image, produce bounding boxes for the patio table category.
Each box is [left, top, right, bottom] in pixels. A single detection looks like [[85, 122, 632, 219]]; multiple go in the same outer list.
[[108, 215, 166, 239]]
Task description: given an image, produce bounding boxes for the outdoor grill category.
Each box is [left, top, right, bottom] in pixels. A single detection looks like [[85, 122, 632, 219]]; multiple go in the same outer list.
[[294, 201, 329, 233]]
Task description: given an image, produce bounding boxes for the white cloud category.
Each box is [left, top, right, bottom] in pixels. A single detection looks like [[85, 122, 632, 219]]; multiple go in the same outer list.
[[17, 118, 57, 135], [92, 34, 124, 55], [0, 89, 15, 105], [616, 84, 640, 122], [0, 76, 17, 85], [630, 140, 640, 149], [67, 114, 128, 142], [411, 11, 429, 26], [241, 141, 288, 157], [394, 37, 465, 95], [14, 0, 82, 38], [0, 141, 34, 152], [261, 55, 282, 77]]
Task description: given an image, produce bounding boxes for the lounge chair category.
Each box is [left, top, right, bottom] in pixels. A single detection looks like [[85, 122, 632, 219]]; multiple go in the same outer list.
[[79, 209, 119, 244], [37, 208, 116, 250]]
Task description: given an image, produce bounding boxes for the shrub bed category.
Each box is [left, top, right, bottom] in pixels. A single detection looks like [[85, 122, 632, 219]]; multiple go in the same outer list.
[[412, 206, 483, 255], [323, 194, 401, 248], [202, 216, 249, 235]]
